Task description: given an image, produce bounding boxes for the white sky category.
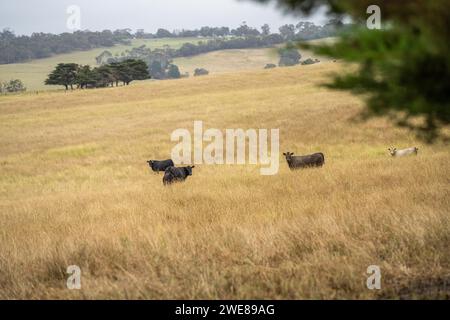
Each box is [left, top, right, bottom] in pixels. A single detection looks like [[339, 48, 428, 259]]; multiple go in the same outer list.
[[0, 0, 329, 35]]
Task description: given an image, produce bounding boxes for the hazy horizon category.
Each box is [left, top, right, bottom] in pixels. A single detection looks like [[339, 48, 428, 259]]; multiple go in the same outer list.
[[0, 0, 329, 36]]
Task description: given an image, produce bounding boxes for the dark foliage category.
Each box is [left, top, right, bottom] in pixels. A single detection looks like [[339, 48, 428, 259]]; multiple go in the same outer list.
[[1, 21, 344, 65], [167, 64, 181, 79], [0, 29, 131, 64], [264, 63, 277, 69], [194, 68, 209, 76], [45, 59, 150, 90], [278, 45, 301, 66]]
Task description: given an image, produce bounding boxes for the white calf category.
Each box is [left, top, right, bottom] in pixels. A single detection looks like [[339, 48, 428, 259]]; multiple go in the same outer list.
[[388, 147, 419, 157]]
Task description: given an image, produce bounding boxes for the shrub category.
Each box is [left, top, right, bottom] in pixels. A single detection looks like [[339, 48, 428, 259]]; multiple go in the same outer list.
[[1, 79, 26, 93], [278, 47, 301, 67], [194, 68, 209, 76], [264, 63, 277, 69], [167, 64, 181, 79], [301, 58, 319, 65]]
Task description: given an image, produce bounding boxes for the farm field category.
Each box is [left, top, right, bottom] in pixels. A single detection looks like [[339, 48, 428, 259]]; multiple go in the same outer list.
[[0, 62, 449, 299]]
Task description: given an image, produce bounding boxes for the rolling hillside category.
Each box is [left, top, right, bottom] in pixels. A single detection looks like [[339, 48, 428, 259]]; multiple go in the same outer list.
[[0, 37, 330, 92], [0, 37, 206, 91], [0, 62, 448, 299]]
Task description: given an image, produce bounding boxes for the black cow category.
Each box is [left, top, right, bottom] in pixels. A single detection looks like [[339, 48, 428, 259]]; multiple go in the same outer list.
[[163, 166, 195, 185], [147, 159, 174, 173], [283, 152, 325, 170]]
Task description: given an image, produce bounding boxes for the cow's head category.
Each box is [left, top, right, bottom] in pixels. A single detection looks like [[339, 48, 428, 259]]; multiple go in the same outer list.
[[283, 152, 294, 160], [185, 166, 195, 176], [388, 147, 396, 156], [147, 160, 154, 169]]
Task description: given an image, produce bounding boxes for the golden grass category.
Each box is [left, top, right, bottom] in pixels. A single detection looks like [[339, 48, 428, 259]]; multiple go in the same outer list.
[[172, 45, 329, 76], [0, 62, 449, 299]]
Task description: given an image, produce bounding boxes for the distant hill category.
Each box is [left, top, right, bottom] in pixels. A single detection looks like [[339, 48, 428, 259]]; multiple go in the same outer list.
[[0, 38, 334, 92], [0, 38, 207, 91], [0, 21, 345, 64]]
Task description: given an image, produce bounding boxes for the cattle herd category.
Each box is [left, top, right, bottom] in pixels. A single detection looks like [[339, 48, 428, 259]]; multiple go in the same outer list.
[[147, 146, 419, 185]]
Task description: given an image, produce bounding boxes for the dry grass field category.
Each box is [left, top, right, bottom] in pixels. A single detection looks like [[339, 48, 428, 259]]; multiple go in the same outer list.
[[0, 62, 449, 299], [173, 46, 330, 76]]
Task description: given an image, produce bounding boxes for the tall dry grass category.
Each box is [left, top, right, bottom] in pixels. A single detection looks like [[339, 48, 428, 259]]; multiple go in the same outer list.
[[0, 63, 449, 299]]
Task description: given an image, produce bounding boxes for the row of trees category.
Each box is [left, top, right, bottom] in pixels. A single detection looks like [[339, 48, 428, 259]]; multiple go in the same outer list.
[[173, 34, 284, 57], [96, 46, 183, 80], [279, 20, 346, 41], [135, 20, 345, 40], [45, 59, 149, 90], [1, 20, 346, 65], [0, 29, 131, 64], [135, 23, 265, 39]]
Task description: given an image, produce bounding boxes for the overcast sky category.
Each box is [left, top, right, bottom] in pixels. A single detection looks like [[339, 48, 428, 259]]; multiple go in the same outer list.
[[0, 0, 328, 35]]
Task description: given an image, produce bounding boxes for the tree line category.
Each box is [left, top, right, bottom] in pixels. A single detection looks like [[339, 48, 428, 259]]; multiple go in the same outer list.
[[1, 20, 347, 64], [172, 34, 285, 57], [136, 20, 345, 40], [0, 29, 132, 64], [45, 59, 150, 90]]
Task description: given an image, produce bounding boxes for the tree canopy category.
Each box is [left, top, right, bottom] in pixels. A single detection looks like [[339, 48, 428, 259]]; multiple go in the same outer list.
[[45, 59, 150, 90], [45, 63, 79, 90], [278, 45, 301, 66], [1, 21, 347, 65], [0, 29, 131, 64]]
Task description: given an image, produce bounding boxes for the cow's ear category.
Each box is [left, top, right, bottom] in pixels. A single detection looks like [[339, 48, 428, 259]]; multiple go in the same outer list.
[[283, 153, 286, 156], [191, 166, 195, 169]]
